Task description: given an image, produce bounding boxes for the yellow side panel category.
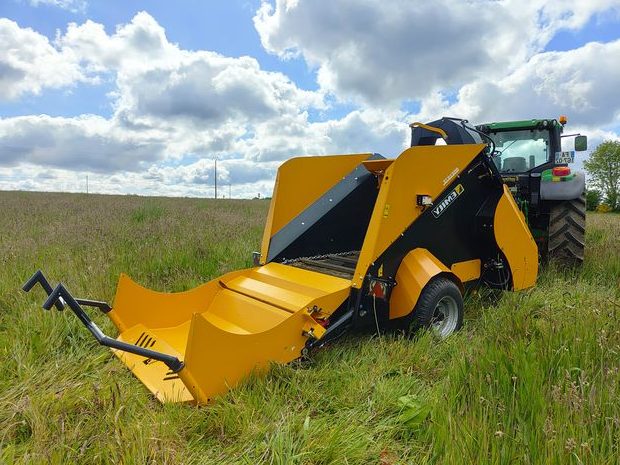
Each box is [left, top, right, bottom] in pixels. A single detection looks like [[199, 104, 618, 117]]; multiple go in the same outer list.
[[353, 144, 486, 288], [450, 259, 481, 282], [494, 185, 538, 290], [389, 248, 452, 319], [260, 153, 373, 263], [180, 306, 325, 404], [113, 324, 194, 403]]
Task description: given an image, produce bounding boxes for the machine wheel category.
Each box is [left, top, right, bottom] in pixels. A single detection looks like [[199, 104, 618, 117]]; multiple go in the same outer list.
[[407, 277, 463, 338], [547, 193, 586, 266]]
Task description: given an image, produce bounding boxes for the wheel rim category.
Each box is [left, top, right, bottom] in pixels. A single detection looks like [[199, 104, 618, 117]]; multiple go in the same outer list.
[[431, 295, 459, 338]]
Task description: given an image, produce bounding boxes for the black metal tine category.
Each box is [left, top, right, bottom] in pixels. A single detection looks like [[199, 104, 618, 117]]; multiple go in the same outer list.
[[42, 283, 184, 373], [23, 271, 112, 313], [22, 270, 64, 311], [22, 270, 45, 292], [75, 298, 112, 313]]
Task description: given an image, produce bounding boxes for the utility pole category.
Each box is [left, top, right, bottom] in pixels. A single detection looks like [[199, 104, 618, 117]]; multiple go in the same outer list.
[[86, 175, 89, 194], [214, 158, 217, 199], [229, 183, 231, 199]]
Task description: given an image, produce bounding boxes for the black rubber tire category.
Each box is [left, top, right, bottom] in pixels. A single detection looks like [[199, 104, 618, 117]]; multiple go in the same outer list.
[[405, 277, 464, 338], [547, 193, 586, 266]]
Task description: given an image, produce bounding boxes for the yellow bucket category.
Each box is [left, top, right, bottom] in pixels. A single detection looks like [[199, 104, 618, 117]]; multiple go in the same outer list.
[[107, 263, 351, 403]]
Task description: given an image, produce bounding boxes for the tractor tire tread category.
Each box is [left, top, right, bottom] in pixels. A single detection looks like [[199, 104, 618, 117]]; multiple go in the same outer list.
[[547, 193, 586, 265]]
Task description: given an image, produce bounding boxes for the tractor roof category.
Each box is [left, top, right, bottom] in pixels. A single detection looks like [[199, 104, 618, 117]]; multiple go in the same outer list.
[[479, 119, 562, 132]]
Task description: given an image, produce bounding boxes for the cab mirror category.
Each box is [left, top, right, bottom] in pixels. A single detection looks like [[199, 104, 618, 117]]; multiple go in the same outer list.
[[575, 135, 588, 151]]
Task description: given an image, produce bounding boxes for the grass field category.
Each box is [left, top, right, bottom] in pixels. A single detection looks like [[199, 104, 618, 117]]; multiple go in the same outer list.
[[1, 191, 619, 464]]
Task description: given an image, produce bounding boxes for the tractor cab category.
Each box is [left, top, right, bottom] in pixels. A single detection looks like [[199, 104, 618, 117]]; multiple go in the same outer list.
[[477, 117, 587, 176], [476, 117, 588, 265], [487, 122, 558, 174], [410, 117, 588, 265], [475, 117, 587, 211]]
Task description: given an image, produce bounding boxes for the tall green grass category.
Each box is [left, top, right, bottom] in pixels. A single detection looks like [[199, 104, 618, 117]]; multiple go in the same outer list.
[[0, 191, 618, 464]]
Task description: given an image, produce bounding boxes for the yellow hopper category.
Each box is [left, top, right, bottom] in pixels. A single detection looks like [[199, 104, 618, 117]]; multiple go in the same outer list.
[[109, 264, 349, 403]]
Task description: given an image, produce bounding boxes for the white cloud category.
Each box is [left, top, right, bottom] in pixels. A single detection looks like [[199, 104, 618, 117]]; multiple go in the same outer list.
[[2, 4, 620, 198], [59, 12, 323, 124], [313, 108, 408, 156], [254, 0, 620, 105], [113, 54, 322, 129], [0, 158, 280, 198], [59, 12, 326, 161], [0, 13, 411, 196], [0, 108, 409, 197], [0, 114, 166, 172], [0, 18, 92, 100], [59, 13, 178, 73], [142, 158, 280, 189], [428, 39, 620, 129], [0, 13, 331, 177], [231, 107, 409, 161]]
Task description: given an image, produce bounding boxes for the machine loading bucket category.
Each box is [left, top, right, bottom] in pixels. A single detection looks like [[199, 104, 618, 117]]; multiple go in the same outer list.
[[107, 263, 351, 403]]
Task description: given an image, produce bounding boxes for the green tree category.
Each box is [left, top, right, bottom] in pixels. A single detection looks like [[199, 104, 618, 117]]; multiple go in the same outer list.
[[584, 140, 620, 210], [585, 189, 601, 211]]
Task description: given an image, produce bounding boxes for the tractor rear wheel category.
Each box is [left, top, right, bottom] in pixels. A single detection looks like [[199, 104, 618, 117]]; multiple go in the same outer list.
[[406, 277, 463, 338], [547, 193, 586, 266]]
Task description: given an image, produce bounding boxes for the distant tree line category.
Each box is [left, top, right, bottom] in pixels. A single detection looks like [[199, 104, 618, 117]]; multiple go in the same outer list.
[[584, 140, 620, 212]]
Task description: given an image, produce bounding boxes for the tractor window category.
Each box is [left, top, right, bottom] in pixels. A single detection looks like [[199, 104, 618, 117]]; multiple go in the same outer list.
[[489, 129, 550, 173]]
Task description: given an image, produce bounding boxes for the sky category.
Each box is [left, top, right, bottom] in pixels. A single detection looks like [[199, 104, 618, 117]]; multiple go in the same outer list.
[[1, 0, 619, 198]]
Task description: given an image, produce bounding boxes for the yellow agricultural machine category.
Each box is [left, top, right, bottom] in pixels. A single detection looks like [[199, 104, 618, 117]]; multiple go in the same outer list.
[[24, 119, 538, 404]]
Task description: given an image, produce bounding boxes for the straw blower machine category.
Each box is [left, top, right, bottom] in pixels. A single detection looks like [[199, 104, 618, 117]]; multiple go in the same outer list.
[[24, 118, 538, 404]]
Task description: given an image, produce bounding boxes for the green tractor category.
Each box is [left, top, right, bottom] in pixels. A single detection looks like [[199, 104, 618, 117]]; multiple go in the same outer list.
[[410, 116, 587, 266]]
